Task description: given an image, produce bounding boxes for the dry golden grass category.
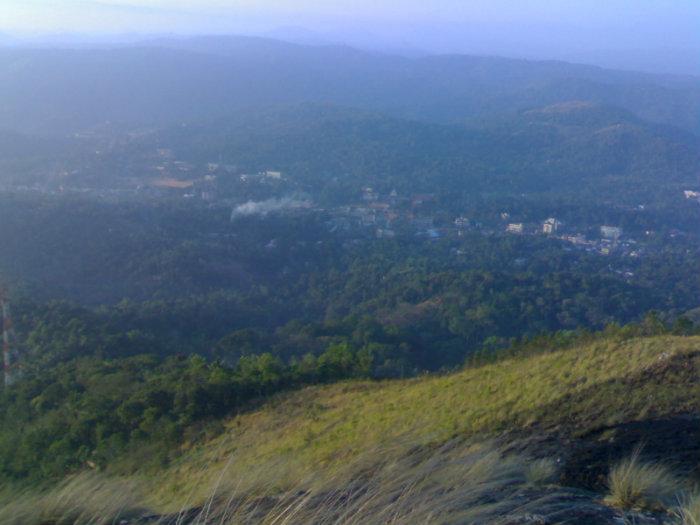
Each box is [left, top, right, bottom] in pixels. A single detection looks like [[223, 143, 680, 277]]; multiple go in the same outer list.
[[525, 458, 558, 486], [605, 448, 681, 511], [677, 492, 700, 525], [1, 441, 696, 524], [0, 472, 146, 525], [167, 441, 562, 525]]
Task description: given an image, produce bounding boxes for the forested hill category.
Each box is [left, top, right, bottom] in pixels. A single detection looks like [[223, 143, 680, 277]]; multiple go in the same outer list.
[[114, 102, 700, 201], [1, 35, 700, 134]]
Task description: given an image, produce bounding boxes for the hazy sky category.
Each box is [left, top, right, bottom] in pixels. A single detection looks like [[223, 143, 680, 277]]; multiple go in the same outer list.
[[2, 1, 700, 73]]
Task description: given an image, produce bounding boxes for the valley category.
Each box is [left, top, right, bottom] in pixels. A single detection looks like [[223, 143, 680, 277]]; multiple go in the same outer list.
[[0, 31, 699, 525]]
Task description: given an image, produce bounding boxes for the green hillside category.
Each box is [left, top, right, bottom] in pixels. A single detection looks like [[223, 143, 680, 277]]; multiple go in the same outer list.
[[147, 334, 700, 508]]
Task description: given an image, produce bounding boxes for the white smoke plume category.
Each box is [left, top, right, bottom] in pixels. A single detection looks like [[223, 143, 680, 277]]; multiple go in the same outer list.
[[230, 196, 312, 220]]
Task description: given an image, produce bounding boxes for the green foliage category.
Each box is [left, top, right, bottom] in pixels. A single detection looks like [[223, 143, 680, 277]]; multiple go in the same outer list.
[[1, 313, 695, 485], [0, 338, 394, 482], [3, 193, 699, 376]]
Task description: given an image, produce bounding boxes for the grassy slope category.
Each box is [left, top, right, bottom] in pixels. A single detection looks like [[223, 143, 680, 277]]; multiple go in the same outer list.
[[147, 335, 700, 509]]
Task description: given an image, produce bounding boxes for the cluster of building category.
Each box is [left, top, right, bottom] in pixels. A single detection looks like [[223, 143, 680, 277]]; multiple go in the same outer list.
[[339, 190, 642, 257], [149, 148, 288, 201], [148, 149, 289, 202], [504, 216, 635, 256], [238, 170, 283, 182], [322, 186, 642, 258], [325, 188, 444, 239], [505, 218, 566, 236]]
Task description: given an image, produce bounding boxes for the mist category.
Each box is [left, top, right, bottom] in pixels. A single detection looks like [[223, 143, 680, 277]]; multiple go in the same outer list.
[[1, 0, 699, 75], [231, 197, 313, 220]]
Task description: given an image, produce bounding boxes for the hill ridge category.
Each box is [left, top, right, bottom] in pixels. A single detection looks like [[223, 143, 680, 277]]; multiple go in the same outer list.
[[149, 334, 700, 507]]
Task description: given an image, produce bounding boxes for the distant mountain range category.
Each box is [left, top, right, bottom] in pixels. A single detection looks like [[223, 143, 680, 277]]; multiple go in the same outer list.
[[0, 35, 699, 136]]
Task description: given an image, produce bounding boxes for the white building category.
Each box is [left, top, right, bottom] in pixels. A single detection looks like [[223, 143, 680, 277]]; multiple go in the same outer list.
[[506, 223, 524, 234], [454, 217, 470, 229], [542, 218, 560, 235]]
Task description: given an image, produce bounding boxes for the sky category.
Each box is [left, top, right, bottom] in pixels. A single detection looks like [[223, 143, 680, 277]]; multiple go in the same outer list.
[[1, 0, 699, 74]]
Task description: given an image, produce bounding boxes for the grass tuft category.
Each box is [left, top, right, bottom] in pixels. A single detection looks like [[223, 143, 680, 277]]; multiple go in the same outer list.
[[605, 448, 680, 511], [526, 458, 558, 486], [677, 492, 700, 525]]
